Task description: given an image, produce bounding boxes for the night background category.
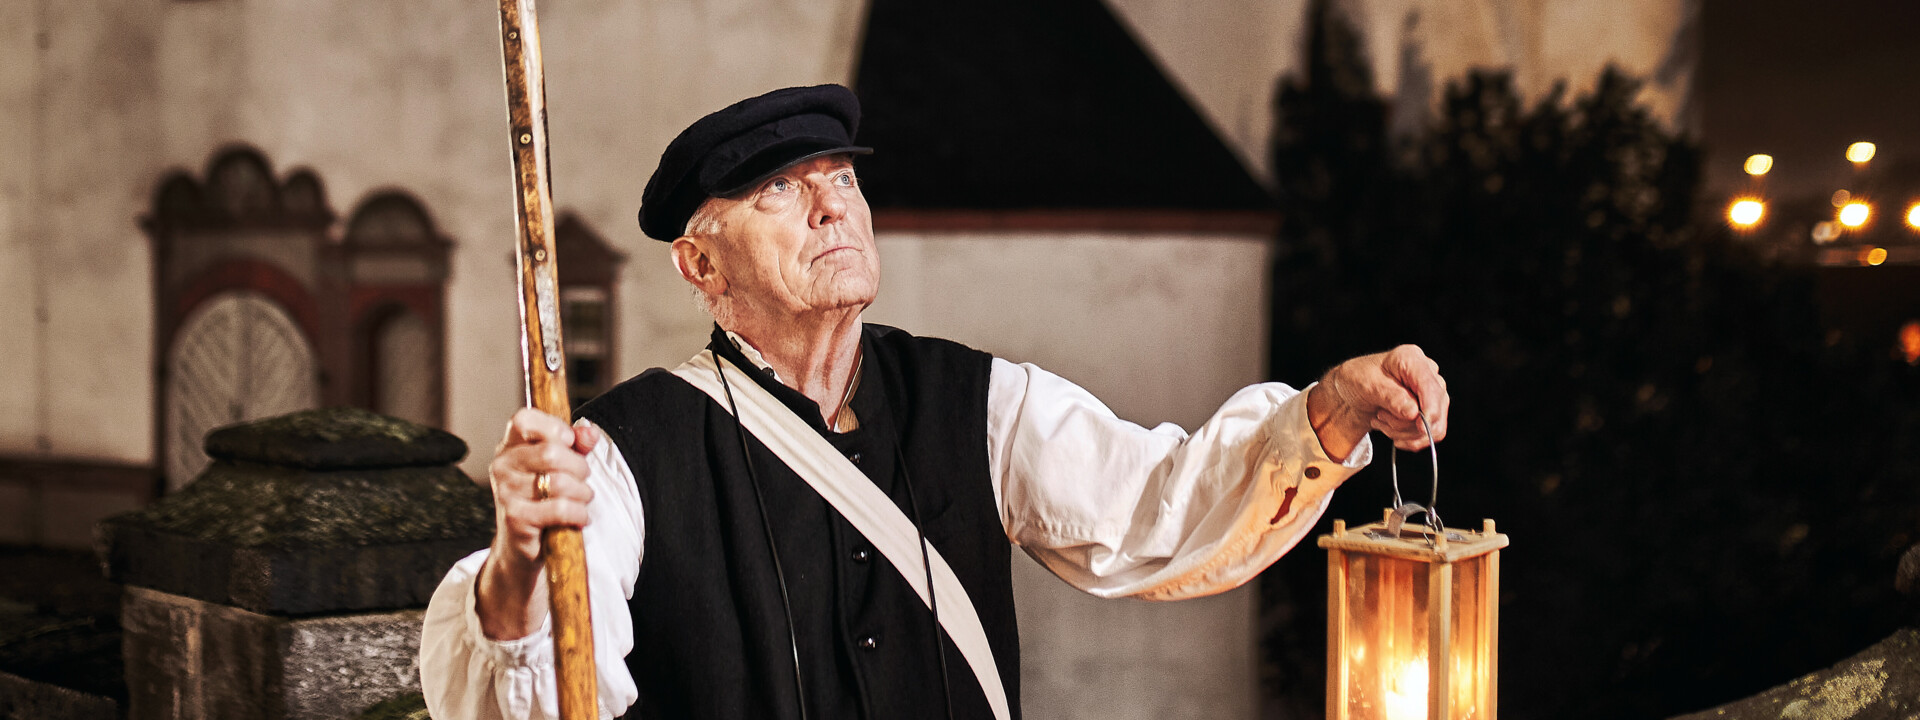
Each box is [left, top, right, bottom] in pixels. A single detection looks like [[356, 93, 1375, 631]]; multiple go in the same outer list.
[[1258, 0, 1920, 718]]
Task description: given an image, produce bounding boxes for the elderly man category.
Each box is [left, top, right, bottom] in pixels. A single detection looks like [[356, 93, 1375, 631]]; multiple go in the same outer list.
[[421, 84, 1449, 720]]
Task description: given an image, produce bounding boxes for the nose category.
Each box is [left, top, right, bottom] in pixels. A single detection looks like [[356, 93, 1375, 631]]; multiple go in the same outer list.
[[810, 181, 847, 229]]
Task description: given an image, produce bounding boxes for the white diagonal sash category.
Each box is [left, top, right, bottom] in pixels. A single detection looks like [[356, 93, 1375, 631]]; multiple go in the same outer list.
[[671, 351, 1012, 720]]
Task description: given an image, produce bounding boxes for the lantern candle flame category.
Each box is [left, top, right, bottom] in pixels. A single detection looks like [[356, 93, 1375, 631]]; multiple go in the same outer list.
[[1383, 658, 1429, 720]]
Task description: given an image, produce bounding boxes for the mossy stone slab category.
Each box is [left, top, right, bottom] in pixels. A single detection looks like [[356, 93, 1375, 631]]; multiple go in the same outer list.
[[100, 408, 493, 615], [205, 407, 467, 470]]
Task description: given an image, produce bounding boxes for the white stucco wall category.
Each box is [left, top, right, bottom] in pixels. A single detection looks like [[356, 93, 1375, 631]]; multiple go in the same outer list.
[[868, 232, 1272, 430], [0, 1, 41, 453], [0, 0, 162, 461], [1104, 0, 1697, 185], [1348, 0, 1698, 130], [866, 230, 1276, 720]]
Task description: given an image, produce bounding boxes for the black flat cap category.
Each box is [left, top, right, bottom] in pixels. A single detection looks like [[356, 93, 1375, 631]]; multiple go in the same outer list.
[[638, 84, 873, 241]]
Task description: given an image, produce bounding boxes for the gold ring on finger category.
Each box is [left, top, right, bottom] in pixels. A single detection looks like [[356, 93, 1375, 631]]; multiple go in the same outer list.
[[534, 472, 552, 500]]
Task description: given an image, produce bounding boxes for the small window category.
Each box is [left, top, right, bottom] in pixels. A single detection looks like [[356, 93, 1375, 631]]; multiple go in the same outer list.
[[563, 286, 612, 410], [555, 213, 625, 410]]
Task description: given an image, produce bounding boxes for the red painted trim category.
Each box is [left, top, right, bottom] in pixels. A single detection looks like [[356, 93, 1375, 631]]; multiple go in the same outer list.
[[349, 290, 448, 426], [870, 209, 1281, 235], [166, 258, 322, 345]]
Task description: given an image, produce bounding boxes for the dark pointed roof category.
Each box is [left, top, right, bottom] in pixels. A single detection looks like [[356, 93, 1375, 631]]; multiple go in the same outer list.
[[851, 0, 1273, 211]]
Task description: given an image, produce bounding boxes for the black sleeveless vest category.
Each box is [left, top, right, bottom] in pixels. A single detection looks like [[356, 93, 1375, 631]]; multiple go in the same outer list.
[[576, 324, 1021, 720]]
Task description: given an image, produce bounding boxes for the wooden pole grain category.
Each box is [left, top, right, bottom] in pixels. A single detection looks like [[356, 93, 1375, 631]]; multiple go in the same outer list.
[[496, 0, 598, 716]]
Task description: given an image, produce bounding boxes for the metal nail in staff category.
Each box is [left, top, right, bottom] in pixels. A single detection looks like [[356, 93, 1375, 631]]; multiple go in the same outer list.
[[1319, 411, 1508, 720]]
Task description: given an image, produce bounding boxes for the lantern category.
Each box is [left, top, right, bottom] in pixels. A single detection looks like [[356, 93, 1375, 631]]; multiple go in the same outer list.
[[1320, 513, 1507, 720]]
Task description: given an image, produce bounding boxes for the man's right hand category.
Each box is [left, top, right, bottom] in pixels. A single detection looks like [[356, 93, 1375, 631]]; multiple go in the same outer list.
[[474, 408, 600, 641], [1307, 345, 1450, 461]]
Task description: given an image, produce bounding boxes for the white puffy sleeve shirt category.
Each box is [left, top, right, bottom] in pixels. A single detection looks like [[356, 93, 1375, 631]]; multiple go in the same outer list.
[[420, 357, 1372, 719]]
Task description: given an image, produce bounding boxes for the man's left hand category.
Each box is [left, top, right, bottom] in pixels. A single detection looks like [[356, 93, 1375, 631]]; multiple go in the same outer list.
[[1306, 345, 1450, 460]]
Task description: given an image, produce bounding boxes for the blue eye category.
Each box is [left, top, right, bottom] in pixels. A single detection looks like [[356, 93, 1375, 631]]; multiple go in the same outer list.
[[835, 172, 856, 187], [768, 178, 793, 193]]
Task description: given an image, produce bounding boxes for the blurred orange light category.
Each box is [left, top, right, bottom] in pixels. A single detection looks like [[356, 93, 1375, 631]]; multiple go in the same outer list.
[[1901, 321, 1920, 365], [1847, 142, 1877, 163], [1728, 199, 1765, 227], [1866, 247, 1889, 266], [1907, 203, 1920, 230], [1832, 189, 1852, 207], [1840, 202, 1871, 228], [1812, 222, 1840, 244], [1743, 154, 1773, 176]]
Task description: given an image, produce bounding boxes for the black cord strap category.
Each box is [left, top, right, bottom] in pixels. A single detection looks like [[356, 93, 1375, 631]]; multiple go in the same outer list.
[[715, 351, 810, 720], [894, 433, 957, 720]]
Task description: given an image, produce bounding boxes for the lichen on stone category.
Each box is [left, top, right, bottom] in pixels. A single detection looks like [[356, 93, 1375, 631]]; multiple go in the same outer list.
[[1776, 658, 1885, 719], [1672, 629, 1920, 720], [358, 692, 430, 720], [114, 462, 491, 548]]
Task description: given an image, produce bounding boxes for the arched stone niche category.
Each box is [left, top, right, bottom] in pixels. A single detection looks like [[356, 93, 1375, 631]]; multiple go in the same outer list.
[[339, 192, 452, 429], [144, 146, 451, 491]]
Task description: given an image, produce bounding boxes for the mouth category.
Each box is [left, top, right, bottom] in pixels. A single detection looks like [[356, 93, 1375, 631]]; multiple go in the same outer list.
[[811, 246, 859, 263]]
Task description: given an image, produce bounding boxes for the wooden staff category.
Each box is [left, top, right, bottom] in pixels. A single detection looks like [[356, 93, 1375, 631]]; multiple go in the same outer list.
[[496, 0, 598, 717]]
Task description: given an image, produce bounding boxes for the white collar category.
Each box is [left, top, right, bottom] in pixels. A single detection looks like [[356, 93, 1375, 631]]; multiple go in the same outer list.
[[724, 330, 778, 378]]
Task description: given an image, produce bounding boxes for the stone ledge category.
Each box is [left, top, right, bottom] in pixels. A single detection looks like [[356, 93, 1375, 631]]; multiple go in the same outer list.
[[100, 459, 491, 615], [104, 526, 487, 616], [1670, 627, 1920, 720], [123, 586, 425, 720]]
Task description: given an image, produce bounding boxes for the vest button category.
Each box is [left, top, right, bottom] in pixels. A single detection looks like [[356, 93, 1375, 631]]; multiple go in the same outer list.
[[859, 635, 880, 651], [852, 547, 872, 563], [849, 451, 863, 465], [1304, 466, 1322, 480]]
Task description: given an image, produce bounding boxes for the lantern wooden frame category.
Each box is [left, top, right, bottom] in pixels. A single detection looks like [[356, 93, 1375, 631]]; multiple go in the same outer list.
[[1320, 514, 1508, 720]]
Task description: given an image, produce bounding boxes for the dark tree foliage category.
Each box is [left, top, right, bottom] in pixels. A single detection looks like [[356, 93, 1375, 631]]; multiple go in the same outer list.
[[1259, 4, 1920, 719]]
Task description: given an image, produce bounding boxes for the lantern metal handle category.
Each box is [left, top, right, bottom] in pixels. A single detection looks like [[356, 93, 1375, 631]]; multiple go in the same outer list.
[[1386, 398, 1444, 543]]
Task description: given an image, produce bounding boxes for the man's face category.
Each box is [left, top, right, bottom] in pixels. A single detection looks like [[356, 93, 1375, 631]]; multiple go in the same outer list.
[[698, 154, 879, 319]]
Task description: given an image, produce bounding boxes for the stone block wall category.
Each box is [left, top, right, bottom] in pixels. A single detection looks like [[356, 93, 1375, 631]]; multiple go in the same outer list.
[[122, 587, 425, 720]]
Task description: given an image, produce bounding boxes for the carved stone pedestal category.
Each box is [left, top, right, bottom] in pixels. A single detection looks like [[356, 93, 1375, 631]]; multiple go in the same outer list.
[[99, 408, 491, 720], [120, 587, 425, 719]]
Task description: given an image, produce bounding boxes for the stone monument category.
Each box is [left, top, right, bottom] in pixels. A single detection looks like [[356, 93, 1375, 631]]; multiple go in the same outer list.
[[98, 408, 491, 720]]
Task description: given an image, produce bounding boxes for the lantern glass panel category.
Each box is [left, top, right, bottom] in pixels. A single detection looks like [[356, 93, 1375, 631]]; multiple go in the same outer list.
[[1339, 552, 1431, 720], [1325, 522, 1504, 720], [1448, 554, 1494, 720]]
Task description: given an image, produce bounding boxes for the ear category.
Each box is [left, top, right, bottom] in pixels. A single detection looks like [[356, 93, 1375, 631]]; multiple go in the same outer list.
[[671, 237, 728, 296]]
